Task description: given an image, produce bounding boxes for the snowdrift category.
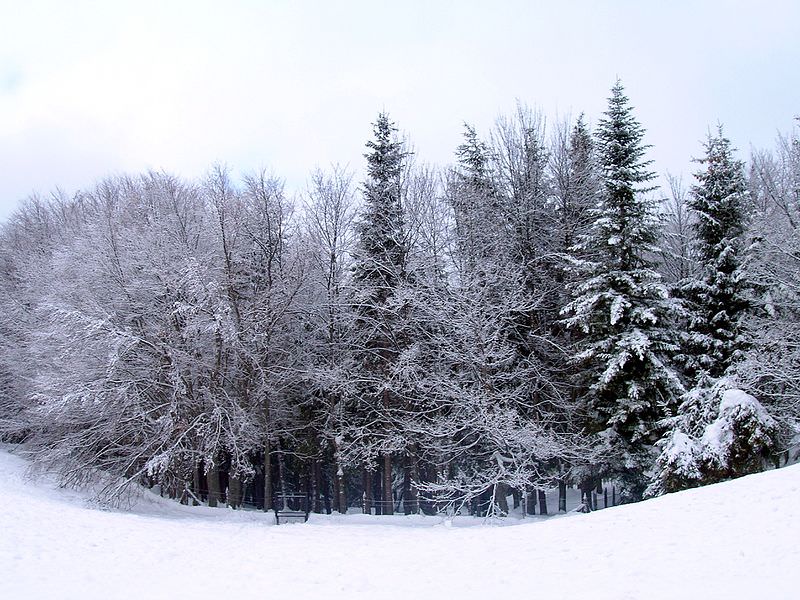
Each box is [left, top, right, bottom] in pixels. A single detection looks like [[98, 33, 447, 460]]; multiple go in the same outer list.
[[0, 447, 797, 600]]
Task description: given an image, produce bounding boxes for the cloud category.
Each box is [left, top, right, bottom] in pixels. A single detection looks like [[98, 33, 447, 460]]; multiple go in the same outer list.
[[1, 1, 799, 221]]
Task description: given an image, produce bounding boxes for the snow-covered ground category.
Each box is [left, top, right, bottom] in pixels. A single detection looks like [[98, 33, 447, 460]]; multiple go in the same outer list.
[[0, 447, 798, 600]]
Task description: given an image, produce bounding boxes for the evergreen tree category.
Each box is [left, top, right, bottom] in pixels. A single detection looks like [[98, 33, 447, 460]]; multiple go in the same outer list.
[[349, 112, 410, 515], [547, 114, 604, 500], [648, 130, 770, 497], [562, 81, 682, 498], [450, 123, 502, 271], [353, 113, 408, 294], [559, 113, 600, 257], [646, 381, 779, 496], [678, 127, 750, 382]]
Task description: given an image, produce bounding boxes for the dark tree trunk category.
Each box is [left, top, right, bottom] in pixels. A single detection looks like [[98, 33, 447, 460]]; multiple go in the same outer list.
[[337, 466, 347, 514], [580, 479, 594, 511], [332, 464, 341, 512], [403, 453, 419, 515], [192, 464, 201, 506], [383, 452, 394, 515], [311, 459, 322, 513], [558, 480, 567, 513], [537, 489, 548, 515], [207, 464, 221, 508], [228, 476, 242, 509], [263, 442, 273, 512], [495, 483, 509, 515], [334, 439, 347, 514], [526, 489, 537, 515], [276, 441, 288, 509], [321, 463, 331, 515], [363, 468, 373, 514], [402, 463, 412, 515]]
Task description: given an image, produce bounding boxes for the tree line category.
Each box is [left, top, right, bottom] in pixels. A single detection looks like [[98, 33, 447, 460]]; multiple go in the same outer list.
[[0, 81, 797, 515]]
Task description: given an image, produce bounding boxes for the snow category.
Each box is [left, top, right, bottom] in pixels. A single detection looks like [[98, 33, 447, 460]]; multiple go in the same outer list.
[[719, 388, 768, 415], [701, 388, 777, 459], [663, 430, 701, 469], [1, 446, 799, 600]]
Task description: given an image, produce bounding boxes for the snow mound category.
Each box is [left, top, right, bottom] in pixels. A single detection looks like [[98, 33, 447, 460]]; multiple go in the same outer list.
[[0, 446, 798, 600]]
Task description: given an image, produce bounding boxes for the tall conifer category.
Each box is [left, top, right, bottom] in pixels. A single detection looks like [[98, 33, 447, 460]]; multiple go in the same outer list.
[[562, 81, 682, 498]]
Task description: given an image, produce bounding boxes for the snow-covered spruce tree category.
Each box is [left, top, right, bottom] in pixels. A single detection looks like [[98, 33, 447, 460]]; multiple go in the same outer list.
[[562, 81, 682, 500], [647, 130, 783, 497], [547, 114, 605, 501], [677, 127, 750, 382], [550, 113, 601, 261], [647, 380, 779, 496], [349, 113, 410, 515], [448, 122, 505, 273]]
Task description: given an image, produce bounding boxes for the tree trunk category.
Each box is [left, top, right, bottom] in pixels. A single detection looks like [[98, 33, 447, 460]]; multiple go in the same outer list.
[[526, 489, 536, 515], [334, 439, 347, 514], [402, 463, 411, 515], [263, 442, 273, 512], [404, 454, 419, 515], [363, 468, 374, 514], [335, 461, 347, 514], [580, 479, 594, 511], [495, 482, 509, 515], [383, 452, 393, 515], [537, 489, 548, 515], [228, 475, 242, 509], [192, 464, 201, 506], [311, 459, 322, 513], [207, 464, 221, 508], [333, 464, 341, 512], [276, 440, 288, 509], [558, 479, 567, 513]]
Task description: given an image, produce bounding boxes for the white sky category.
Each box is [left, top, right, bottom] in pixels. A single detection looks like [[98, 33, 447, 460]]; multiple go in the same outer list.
[[1, 0, 798, 221]]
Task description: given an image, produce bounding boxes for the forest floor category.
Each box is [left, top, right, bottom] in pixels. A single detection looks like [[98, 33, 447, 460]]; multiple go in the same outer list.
[[0, 446, 798, 600]]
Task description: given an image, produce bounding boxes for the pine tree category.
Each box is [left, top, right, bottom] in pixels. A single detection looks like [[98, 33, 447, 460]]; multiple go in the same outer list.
[[648, 129, 765, 496], [353, 113, 408, 294], [562, 81, 682, 498], [350, 112, 410, 515], [450, 123, 502, 271], [560, 113, 600, 256], [678, 127, 750, 382]]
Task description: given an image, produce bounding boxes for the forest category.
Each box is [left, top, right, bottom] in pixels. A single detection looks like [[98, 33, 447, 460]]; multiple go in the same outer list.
[[0, 80, 797, 517]]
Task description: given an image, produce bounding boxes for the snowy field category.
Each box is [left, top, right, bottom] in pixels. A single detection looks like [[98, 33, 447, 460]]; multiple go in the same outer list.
[[0, 447, 798, 600]]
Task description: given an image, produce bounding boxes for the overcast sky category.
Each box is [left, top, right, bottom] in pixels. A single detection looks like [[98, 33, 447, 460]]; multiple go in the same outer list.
[[1, 0, 798, 222]]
